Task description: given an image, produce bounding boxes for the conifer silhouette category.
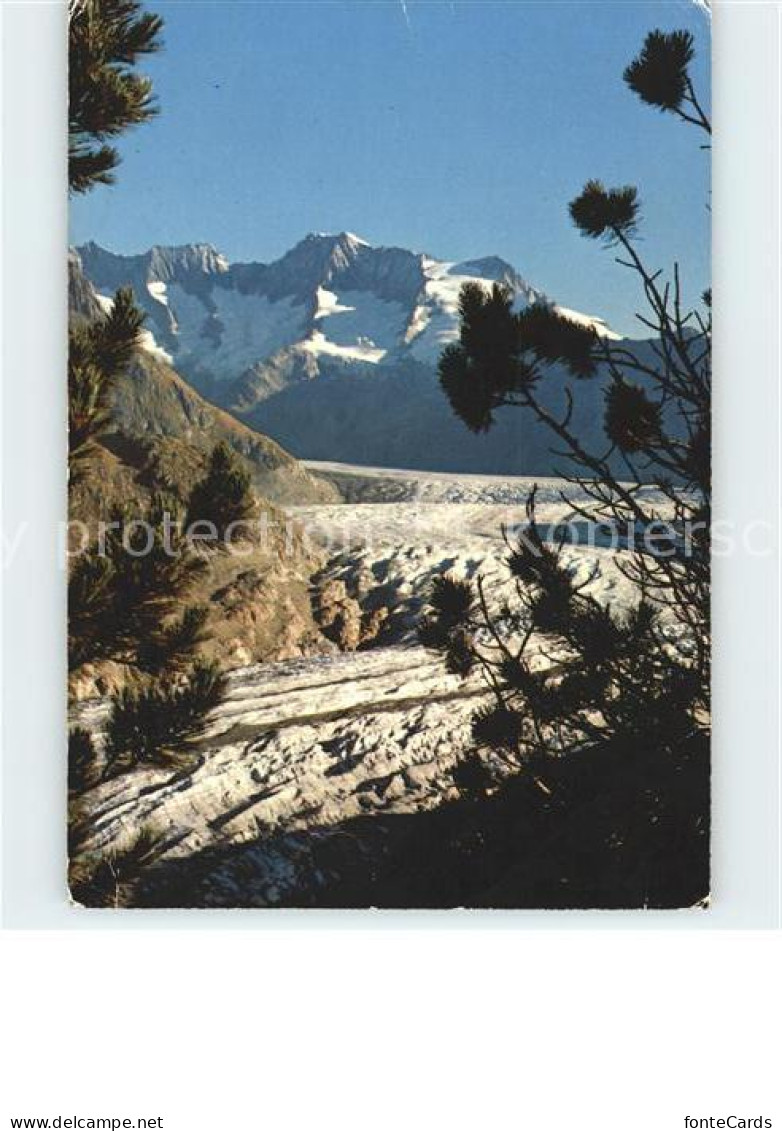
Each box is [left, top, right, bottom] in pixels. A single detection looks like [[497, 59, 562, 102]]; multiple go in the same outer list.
[[69, 0, 164, 194], [68, 286, 144, 478], [624, 29, 710, 134], [68, 727, 98, 794], [104, 660, 227, 774], [425, 28, 711, 906], [67, 1, 229, 786], [186, 442, 255, 543]]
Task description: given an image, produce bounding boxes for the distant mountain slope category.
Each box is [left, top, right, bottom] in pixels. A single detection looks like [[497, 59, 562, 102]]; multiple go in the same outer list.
[[69, 250, 338, 506], [76, 233, 633, 476], [239, 355, 630, 477]]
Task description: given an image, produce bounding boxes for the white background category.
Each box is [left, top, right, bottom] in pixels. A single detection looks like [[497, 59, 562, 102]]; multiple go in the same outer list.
[[0, 932, 780, 1130], [1, 0, 780, 1125]]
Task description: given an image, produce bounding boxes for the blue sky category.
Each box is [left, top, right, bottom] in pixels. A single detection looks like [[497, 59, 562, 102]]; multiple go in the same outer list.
[[70, 0, 711, 336]]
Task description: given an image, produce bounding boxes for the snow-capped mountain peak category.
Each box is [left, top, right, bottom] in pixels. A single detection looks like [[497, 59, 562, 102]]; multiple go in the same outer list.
[[78, 240, 229, 287], [146, 242, 230, 280], [451, 255, 525, 285], [306, 230, 370, 251], [75, 232, 618, 399]]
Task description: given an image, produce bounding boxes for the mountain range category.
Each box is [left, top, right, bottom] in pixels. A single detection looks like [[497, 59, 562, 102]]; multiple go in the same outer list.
[[75, 232, 627, 475]]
